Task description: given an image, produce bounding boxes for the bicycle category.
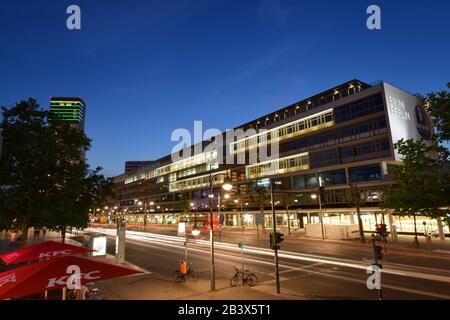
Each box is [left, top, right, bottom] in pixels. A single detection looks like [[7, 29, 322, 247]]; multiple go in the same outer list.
[[230, 266, 257, 287], [172, 263, 198, 282]]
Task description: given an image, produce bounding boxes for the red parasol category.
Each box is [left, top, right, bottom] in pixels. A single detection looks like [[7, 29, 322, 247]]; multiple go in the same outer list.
[[0, 241, 93, 265], [0, 255, 143, 300]]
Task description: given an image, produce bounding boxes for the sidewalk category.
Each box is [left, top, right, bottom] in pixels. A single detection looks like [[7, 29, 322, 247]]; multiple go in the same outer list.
[[95, 272, 302, 300]]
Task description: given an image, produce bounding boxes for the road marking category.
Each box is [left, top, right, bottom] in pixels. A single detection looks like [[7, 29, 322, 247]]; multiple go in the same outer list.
[[296, 267, 450, 300], [88, 228, 450, 287], [279, 262, 324, 275]]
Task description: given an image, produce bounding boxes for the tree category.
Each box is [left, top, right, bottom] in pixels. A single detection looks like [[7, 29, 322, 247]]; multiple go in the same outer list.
[[0, 99, 53, 246], [49, 166, 114, 243], [0, 98, 113, 246], [282, 193, 295, 236], [426, 83, 450, 143], [346, 184, 368, 244], [250, 185, 270, 233], [381, 139, 450, 247]]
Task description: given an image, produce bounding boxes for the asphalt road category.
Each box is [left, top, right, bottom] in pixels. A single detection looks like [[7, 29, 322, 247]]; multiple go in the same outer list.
[[90, 227, 450, 300]]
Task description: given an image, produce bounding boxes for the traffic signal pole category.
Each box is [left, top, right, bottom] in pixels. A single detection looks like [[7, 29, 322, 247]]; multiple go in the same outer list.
[[270, 179, 281, 294]]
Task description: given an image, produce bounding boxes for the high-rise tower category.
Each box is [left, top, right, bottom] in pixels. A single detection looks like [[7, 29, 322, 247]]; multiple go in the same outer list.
[[50, 97, 86, 130]]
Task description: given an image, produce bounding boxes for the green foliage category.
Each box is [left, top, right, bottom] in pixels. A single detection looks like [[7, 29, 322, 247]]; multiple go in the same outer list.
[[0, 98, 114, 245], [282, 193, 295, 210], [382, 138, 450, 219], [426, 83, 450, 143], [180, 192, 190, 214], [249, 185, 270, 209]]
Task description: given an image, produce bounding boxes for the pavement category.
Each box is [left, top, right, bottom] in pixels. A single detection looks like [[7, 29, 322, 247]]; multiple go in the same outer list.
[[2, 227, 450, 300], [0, 229, 294, 300], [87, 227, 450, 300], [96, 272, 297, 300]]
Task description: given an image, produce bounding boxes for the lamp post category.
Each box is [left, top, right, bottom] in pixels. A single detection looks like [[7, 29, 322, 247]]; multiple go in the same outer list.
[[311, 192, 325, 239], [270, 178, 281, 294], [185, 226, 201, 262], [208, 170, 232, 292]]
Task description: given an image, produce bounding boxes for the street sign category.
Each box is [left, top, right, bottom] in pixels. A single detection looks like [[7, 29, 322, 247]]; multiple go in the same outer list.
[[238, 241, 245, 249], [255, 213, 264, 225]]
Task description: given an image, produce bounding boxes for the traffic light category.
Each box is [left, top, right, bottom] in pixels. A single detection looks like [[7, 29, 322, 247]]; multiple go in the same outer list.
[[373, 245, 384, 262], [269, 233, 275, 250], [375, 224, 388, 238], [319, 186, 325, 199], [275, 232, 284, 246], [270, 232, 284, 250]]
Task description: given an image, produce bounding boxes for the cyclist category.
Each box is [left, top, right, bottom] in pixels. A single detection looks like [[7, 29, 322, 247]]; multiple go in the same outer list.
[[180, 259, 187, 275]]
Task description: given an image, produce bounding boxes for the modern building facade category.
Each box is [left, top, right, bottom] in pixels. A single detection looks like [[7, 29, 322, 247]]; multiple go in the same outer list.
[[104, 80, 448, 236], [50, 97, 87, 130], [125, 161, 155, 174]]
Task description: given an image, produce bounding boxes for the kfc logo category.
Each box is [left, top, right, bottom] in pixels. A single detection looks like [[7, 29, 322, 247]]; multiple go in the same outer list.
[[46, 270, 101, 288], [0, 273, 17, 288], [38, 250, 72, 259]]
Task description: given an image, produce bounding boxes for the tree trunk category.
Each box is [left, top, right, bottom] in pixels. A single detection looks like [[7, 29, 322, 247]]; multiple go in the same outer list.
[[20, 224, 30, 248], [356, 205, 365, 243], [260, 205, 267, 234], [413, 213, 419, 247], [61, 228, 66, 244], [286, 208, 291, 236]]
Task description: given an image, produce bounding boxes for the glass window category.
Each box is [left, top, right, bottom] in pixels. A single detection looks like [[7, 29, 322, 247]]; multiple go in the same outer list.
[[349, 165, 382, 182], [306, 174, 318, 188], [319, 170, 346, 186], [358, 122, 370, 134], [293, 175, 306, 189]]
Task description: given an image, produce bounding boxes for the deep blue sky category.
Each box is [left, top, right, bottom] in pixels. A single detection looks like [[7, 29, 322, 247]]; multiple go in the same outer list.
[[1, 0, 449, 177]]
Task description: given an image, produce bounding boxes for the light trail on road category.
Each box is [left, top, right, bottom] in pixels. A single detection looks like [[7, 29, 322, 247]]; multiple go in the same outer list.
[[87, 227, 450, 285]]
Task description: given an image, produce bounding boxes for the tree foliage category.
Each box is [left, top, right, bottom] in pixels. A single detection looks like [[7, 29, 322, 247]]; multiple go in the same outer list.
[[382, 139, 450, 219], [0, 98, 113, 246], [426, 82, 450, 143]]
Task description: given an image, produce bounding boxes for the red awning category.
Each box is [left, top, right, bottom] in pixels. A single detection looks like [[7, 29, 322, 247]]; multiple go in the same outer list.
[[0, 255, 143, 300], [0, 241, 93, 265]]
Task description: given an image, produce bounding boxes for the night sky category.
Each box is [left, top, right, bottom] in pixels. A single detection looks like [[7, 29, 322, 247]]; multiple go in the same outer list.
[[1, 0, 449, 177]]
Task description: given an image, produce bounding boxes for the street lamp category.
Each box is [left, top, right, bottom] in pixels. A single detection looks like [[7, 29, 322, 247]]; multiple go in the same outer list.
[[208, 170, 233, 292], [222, 175, 233, 191], [185, 226, 201, 262], [311, 192, 325, 239]]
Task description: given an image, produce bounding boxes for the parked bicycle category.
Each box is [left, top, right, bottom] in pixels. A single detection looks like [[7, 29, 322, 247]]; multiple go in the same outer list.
[[230, 266, 257, 287], [172, 263, 198, 282]]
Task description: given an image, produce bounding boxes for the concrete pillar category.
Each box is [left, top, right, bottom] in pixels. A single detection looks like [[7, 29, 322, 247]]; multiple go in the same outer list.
[[116, 219, 126, 263], [349, 211, 355, 224], [437, 217, 446, 241], [388, 211, 398, 243]]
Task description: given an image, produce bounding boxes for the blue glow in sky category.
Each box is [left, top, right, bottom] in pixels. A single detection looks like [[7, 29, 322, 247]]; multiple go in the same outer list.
[[1, 0, 449, 176]]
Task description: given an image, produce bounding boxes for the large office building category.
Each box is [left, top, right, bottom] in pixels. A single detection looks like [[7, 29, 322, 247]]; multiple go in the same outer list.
[[125, 161, 155, 174], [50, 97, 87, 130], [105, 80, 448, 236]]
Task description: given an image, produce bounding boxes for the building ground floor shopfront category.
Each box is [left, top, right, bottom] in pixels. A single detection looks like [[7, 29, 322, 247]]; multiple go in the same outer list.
[[104, 208, 450, 236]]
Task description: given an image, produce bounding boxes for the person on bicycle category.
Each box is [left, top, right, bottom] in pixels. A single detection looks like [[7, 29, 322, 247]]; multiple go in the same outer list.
[[180, 259, 187, 275]]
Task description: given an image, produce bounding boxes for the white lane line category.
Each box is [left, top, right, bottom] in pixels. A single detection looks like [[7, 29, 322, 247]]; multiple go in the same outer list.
[[100, 233, 450, 300], [296, 267, 450, 300], [88, 228, 450, 285]]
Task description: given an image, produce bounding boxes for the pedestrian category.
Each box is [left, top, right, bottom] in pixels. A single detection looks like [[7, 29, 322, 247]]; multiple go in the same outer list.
[[42, 227, 47, 238], [75, 285, 90, 300], [33, 227, 40, 239]]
